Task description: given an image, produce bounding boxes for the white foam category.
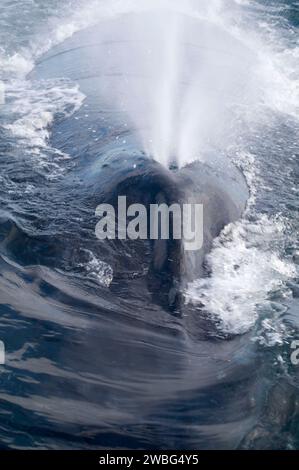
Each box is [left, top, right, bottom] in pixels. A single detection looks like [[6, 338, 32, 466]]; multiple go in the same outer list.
[[185, 148, 297, 337], [0, 52, 34, 79], [222, 1, 299, 121], [77, 250, 113, 287], [185, 215, 296, 335], [4, 79, 85, 175]]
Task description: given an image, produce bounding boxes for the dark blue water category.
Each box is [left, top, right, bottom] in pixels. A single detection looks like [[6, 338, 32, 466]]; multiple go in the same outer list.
[[0, 0, 298, 449]]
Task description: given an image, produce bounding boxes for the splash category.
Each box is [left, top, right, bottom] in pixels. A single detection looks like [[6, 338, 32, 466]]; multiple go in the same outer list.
[[3, 79, 85, 177], [84, 0, 261, 168], [185, 215, 296, 335]]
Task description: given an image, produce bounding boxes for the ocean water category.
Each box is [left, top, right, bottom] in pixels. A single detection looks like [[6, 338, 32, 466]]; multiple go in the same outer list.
[[0, 0, 298, 449]]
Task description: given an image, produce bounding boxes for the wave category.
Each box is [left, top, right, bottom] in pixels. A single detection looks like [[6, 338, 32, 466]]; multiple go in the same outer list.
[[0, 0, 298, 337]]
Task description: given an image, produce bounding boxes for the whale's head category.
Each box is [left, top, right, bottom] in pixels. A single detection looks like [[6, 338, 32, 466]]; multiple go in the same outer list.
[[88, 154, 248, 313]]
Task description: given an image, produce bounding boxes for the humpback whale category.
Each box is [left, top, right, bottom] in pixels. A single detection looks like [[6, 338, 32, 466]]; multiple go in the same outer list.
[[1, 9, 298, 451], [28, 12, 249, 311]]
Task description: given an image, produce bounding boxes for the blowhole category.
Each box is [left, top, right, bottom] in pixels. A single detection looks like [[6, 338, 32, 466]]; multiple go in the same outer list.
[[169, 161, 179, 172]]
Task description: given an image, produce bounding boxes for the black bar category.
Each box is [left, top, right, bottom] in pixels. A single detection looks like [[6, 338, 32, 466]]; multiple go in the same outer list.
[[0, 450, 297, 466]]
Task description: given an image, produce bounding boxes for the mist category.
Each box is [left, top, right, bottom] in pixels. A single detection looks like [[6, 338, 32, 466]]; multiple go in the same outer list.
[[85, 0, 259, 168]]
